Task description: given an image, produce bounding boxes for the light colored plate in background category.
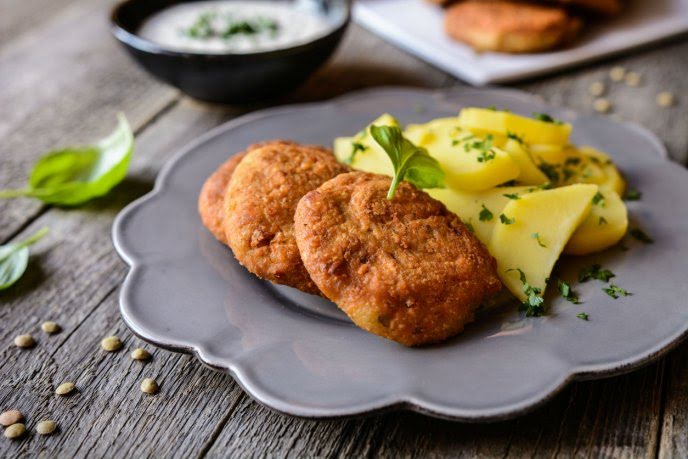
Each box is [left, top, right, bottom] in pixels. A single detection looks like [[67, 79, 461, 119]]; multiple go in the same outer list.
[[113, 87, 688, 421], [353, 0, 688, 85]]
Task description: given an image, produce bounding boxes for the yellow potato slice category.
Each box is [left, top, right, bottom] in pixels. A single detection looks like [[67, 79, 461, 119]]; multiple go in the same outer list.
[[333, 114, 398, 176], [564, 189, 628, 255], [578, 146, 626, 195], [458, 108, 572, 145], [489, 184, 598, 300], [428, 186, 532, 245], [405, 119, 520, 191], [502, 139, 549, 185]]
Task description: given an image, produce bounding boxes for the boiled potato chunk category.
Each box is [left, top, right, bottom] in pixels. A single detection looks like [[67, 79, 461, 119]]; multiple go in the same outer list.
[[578, 146, 626, 195], [428, 186, 531, 245], [489, 184, 598, 301], [564, 189, 628, 255], [333, 113, 398, 177], [405, 119, 520, 191], [458, 108, 572, 145], [502, 139, 549, 185]]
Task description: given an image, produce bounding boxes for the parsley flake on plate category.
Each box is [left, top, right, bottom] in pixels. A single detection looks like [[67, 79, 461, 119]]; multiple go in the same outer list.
[[500, 213, 515, 225], [507, 268, 545, 317], [578, 264, 615, 283], [629, 228, 654, 244], [603, 284, 631, 299], [479, 204, 493, 222]]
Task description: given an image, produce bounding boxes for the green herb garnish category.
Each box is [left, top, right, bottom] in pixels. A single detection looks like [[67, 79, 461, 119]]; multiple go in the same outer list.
[[0, 115, 133, 206], [506, 131, 524, 144], [370, 125, 445, 199], [500, 213, 515, 225], [465, 221, 475, 233], [603, 284, 631, 299], [531, 232, 547, 247], [479, 204, 493, 222], [508, 268, 545, 317], [538, 161, 560, 184], [577, 312, 589, 321], [599, 216, 608, 226], [464, 135, 496, 163], [0, 227, 49, 291], [557, 280, 579, 304], [578, 264, 615, 283], [624, 188, 642, 201], [592, 191, 606, 207], [629, 228, 654, 244], [184, 12, 279, 40], [503, 193, 520, 200], [533, 112, 564, 125], [346, 141, 367, 165]]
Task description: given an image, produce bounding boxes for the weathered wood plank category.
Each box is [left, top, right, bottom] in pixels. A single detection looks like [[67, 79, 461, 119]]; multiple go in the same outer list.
[[658, 341, 688, 459], [0, 0, 178, 242], [0, 0, 80, 50]]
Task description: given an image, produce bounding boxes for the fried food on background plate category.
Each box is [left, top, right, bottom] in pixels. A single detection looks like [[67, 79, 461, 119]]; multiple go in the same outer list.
[[294, 172, 502, 346], [224, 141, 349, 295], [444, 0, 582, 53]]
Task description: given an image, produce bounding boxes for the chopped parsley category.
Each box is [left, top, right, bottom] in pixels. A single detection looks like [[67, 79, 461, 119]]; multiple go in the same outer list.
[[346, 141, 367, 165], [503, 193, 520, 200], [479, 204, 494, 222], [508, 268, 545, 317], [465, 220, 475, 233], [557, 280, 579, 304], [629, 228, 654, 244], [592, 191, 606, 207], [500, 213, 515, 225], [603, 284, 631, 299], [184, 12, 279, 41], [577, 312, 589, 321], [531, 232, 547, 248], [598, 216, 608, 226], [538, 161, 560, 184], [624, 188, 642, 201], [578, 264, 615, 283], [506, 131, 524, 144], [464, 135, 496, 163], [533, 112, 564, 125]]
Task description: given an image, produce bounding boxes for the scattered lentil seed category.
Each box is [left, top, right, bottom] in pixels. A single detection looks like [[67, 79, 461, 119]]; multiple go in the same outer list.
[[14, 334, 35, 349], [55, 382, 75, 396], [0, 410, 23, 427], [588, 81, 606, 97], [140, 378, 159, 394], [101, 335, 123, 352], [35, 420, 57, 435], [4, 423, 26, 440], [593, 98, 612, 114], [131, 348, 151, 361], [656, 91, 676, 107], [609, 66, 626, 82], [624, 71, 642, 87], [41, 321, 61, 334]]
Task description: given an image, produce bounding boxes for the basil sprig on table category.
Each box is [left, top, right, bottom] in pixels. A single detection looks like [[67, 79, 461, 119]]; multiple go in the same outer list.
[[0, 114, 133, 206], [0, 227, 49, 291], [370, 125, 445, 199]]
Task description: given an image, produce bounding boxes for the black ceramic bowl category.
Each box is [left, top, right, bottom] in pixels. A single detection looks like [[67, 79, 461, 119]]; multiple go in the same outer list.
[[111, 0, 350, 104]]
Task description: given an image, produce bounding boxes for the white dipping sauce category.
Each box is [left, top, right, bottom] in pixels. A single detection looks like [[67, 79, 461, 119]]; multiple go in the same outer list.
[[138, 1, 332, 54]]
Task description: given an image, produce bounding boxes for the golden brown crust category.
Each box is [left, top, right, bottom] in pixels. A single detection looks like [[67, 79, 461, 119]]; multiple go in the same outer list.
[[224, 142, 349, 295], [198, 141, 299, 243], [294, 172, 502, 346], [444, 1, 581, 53], [198, 153, 247, 244]]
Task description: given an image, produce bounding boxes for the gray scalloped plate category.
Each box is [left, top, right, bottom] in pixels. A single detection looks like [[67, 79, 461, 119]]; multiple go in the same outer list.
[[113, 87, 688, 421]]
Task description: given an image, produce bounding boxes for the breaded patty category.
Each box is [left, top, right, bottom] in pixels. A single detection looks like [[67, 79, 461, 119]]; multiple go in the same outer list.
[[445, 1, 581, 53], [224, 142, 349, 295], [294, 172, 502, 346], [198, 141, 296, 243]]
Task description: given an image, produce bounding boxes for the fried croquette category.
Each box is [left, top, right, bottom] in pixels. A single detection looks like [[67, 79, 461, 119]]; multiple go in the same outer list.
[[198, 141, 297, 243], [199, 153, 247, 244], [444, 1, 581, 53], [224, 142, 349, 295], [294, 172, 502, 346]]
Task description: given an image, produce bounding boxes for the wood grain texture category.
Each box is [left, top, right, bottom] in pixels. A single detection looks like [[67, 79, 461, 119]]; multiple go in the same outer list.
[[1, 0, 687, 455]]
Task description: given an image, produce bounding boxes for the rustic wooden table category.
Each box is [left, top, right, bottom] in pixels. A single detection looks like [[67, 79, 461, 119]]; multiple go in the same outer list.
[[2, 0, 688, 456]]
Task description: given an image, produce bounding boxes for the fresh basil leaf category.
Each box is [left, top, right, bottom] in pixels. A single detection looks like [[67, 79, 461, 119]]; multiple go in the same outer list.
[[370, 125, 445, 199], [0, 114, 134, 206], [0, 227, 49, 291]]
